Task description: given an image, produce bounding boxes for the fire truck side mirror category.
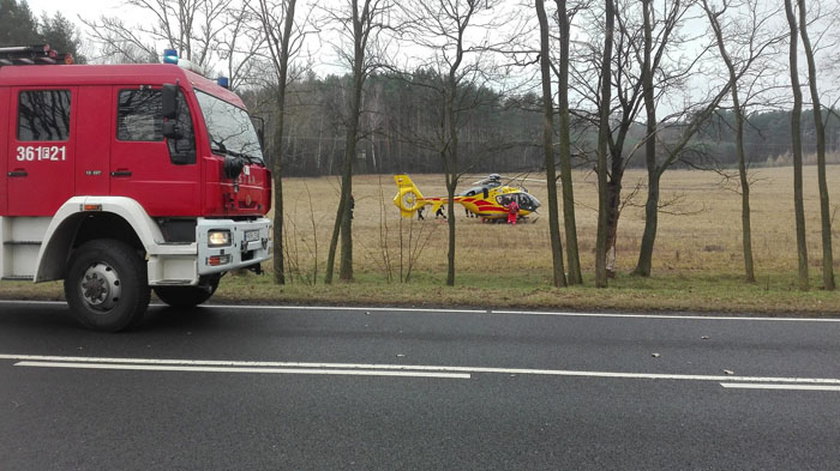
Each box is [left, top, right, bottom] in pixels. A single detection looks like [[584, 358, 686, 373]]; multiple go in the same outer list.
[[162, 84, 180, 140], [251, 116, 266, 150], [162, 83, 178, 120], [163, 121, 179, 139]]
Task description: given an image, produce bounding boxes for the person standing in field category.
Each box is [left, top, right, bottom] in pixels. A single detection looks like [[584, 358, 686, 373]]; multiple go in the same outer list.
[[435, 205, 447, 220], [506, 198, 520, 225]]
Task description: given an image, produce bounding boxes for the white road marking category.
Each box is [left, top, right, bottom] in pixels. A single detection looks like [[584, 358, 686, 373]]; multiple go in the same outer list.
[[13, 361, 470, 379], [3, 354, 840, 386], [720, 383, 840, 392], [2, 299, 840, 322]]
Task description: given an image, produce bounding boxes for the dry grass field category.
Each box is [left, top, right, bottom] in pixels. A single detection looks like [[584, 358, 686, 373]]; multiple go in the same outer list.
[[223, 164, 840, 315], [280, 166, 840, 281], [5, 165, 840, 315]]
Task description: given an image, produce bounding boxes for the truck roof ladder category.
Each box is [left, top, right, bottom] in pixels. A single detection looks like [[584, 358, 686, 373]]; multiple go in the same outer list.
[[0, 44, 74, 66]]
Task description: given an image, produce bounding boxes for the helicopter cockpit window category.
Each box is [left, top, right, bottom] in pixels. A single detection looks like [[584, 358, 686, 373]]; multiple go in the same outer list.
[[519, 193, 541, 211], [497, 193, 541, 211]]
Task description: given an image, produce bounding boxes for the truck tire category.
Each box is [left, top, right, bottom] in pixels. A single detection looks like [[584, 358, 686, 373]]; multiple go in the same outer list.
[[153, 276, 219, 308], [64, 239, 150, 332]]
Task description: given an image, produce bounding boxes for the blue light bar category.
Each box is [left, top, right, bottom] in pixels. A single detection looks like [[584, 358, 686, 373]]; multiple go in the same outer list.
[[217, 76, 229, 89]]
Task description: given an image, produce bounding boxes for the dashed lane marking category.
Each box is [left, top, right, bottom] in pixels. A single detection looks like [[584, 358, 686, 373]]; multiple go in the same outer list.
[[13, 361, 470, 379], [720, 383, 840, 392]]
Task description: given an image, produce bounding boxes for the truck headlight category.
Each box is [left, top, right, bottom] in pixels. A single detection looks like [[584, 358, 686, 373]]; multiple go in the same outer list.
[[208, 230, 231, 247]]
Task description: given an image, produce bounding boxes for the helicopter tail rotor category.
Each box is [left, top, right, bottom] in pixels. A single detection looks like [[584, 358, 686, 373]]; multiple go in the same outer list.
[[393, 174, 426, 218]]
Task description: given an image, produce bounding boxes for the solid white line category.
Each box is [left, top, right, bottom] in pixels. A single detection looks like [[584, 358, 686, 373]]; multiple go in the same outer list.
[[720, 383, 840, 392], [4, 354, 840, 385], [203, 304, 840, 323], [13, 361, 471, 379], [2, 299, 839, 323], [5, 299, 840, 323], [491, 309, 840, 323]]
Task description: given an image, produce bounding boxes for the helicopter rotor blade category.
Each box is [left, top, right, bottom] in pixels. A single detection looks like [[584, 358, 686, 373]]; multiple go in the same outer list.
[[499, 173, 547, 186]]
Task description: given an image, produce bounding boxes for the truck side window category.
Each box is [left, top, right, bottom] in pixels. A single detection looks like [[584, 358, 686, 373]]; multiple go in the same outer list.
[[117, 88, 195, 164], [118, 89, 163, 141], [17, 90, 71, 141]]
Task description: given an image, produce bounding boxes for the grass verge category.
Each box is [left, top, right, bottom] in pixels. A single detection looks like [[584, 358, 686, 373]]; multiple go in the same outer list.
[[5, 271, 838, 318]]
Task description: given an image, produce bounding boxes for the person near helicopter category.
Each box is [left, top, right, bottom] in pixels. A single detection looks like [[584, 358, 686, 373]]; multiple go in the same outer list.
[[505, 197, 520, 225], [435, 205, 447, 220]]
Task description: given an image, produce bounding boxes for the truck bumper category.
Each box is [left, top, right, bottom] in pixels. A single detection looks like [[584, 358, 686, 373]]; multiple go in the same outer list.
[[196, 217, 272, 275], [146, 217, 271, 286]]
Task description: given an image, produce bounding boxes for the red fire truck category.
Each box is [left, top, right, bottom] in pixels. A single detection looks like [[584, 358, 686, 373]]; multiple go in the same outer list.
[[0, 45, 272, 331]]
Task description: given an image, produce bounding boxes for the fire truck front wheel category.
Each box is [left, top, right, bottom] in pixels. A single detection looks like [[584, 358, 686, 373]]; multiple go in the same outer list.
[[64, 239, 150, 332], [153, 275, 220, 308]]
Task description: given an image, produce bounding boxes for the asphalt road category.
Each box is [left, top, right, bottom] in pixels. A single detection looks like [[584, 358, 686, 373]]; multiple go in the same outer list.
[[1, 300, 840, 470]]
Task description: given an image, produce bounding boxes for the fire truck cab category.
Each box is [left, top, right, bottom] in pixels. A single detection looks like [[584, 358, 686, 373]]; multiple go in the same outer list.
[[0, 45, 272, 331]]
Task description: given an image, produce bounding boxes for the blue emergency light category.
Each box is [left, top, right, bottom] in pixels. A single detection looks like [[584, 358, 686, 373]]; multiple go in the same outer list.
[[163, 48, 179, 64], [217, 76, 229, 89]]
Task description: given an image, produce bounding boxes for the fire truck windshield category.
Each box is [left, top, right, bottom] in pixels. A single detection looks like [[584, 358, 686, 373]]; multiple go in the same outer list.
[[195, 90, 264, 164]]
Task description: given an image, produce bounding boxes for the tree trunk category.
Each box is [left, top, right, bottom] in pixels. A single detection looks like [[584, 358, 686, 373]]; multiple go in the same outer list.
[[604, 177, 622, 276], [445, 76, 459, 287], [595, 0, 615, 288], [784, 0, 809, 291], [537, 0, 567, 288], [324, 180, 348, 284], [635, 171, 660, 276], [272, 92, 286, 285], [798, 0, 834, 290], [266, 0, 298, 286], [326, 0, 370, 284], [735, 101, 755, 282], [633, 0, 657, 277], [338, 76, 364, 281], [702, 0, 765, 282], [445, 168, 457, 287], [556, 0, 581, 285]]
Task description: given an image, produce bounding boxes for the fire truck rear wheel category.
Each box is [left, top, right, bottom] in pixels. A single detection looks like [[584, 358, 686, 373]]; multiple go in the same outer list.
[[64, 239, 150, 332], [153, 276, 220, 308]]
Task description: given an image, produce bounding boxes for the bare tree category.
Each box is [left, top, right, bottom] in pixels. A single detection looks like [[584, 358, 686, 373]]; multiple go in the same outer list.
[[701, 0, 784, 283], [798, 0, 835, 290], [572, 0, 694, 279], [396, 0, 508, 286], [554, 0, 584, 285], [633, 0, 776, 277], [595, 0, 615, 287], [635, 87, 742, 277], [324, 0, 390, 283], [85, 0, 217, 61], [633, 0, 659, 278], [82, 0, 262, 86], [784, 0, 809, 291], [252, 0, 308, 284], [218, 1, 267, 90], [536, 0, 567, 288]]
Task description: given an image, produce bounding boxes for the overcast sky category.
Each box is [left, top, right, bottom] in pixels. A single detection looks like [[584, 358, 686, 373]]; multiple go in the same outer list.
[[27, 0, 124, 20]]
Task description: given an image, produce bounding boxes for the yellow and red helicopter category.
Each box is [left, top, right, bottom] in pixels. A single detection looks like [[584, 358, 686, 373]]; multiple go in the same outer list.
[[392, 174, 541, 222]]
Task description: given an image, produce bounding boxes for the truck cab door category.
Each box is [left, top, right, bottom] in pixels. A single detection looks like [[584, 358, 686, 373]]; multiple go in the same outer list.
[[6, 87, 76, 216], [109, 86, 199, 217]]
